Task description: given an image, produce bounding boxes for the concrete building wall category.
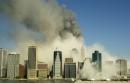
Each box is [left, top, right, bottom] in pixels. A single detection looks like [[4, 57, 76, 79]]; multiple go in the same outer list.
[[0, 48, 7, 77], [7, 53, 20, 78]]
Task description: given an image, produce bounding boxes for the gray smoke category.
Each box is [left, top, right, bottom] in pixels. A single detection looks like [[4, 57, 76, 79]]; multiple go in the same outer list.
[[0, 0, 82, 43]]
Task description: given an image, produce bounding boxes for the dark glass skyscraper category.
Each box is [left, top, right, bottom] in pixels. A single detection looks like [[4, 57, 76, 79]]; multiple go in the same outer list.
[[53, 50, 62, 78], [92, 51, 102, 72]]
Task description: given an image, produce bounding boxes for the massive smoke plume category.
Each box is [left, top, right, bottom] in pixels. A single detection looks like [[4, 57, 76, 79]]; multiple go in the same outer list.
[[0, 0, 129, 79]]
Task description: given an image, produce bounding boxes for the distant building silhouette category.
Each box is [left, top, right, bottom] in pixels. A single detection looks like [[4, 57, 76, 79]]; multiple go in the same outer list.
[[92, 51, 102, 72]]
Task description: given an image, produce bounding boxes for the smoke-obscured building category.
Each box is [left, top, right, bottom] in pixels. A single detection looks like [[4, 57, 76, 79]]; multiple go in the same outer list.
[[64, 58, 76, 78], [27, 46, 37, 79], [116, 59, 127, 76], [92, 51, 102, 72], [78, 62, 84, 70], [19, 64, 25, 78], [7, 53, 20, 78], [78, 61, 84, 78], [127, 69, 130, 79], [81, 46, 85, 60], [37, 62, 48, 79], [53, 50, 62, 78], [0, 48, 7, 78], [24, 60, 28, 78]]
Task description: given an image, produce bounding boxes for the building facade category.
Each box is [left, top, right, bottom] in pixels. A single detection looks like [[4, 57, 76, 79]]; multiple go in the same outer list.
[[7, 53, 20, 78], [53, 50, 62, 78], [92, 51, 102, 72], [116, 59, 127, 77], [37, 63, 48, 79], [0, 48, 7, 78], [27, 46, 37, 79], [64, 63, 76, 78]]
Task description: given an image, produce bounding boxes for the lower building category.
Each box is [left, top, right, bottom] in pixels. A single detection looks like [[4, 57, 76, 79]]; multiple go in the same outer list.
[[116, 59, 127, 76], [27, 69, 37, 79], [7, 53, 20, 78], [64, 63, 76, 78], [19, 64, 25, 78], [37, 63, 48, 79]]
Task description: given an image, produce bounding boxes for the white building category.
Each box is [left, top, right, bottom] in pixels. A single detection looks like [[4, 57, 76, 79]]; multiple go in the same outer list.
[[0, 48, 7, 78], [53, 50, 62, 78], [7, 53, 20, 78]]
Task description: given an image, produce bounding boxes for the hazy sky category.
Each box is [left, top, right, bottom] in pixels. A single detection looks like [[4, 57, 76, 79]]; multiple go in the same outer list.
[[59, 0, 130, 58], [0, 0, 130, 59]]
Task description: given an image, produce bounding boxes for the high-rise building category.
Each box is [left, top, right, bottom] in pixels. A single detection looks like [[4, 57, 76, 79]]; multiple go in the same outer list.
[[53, 50, 62, 78], [64, 63, 76, 78], [64, 58, 76, 78], [7, 53, 20, 78], [27, 46, 37, 79], [37, 62, 48, 79], [92, 51, 102, 72], [116, 59, 127, 76], [0, 48, 7, 78]]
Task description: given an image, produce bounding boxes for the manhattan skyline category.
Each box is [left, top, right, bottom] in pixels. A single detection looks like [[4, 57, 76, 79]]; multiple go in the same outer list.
[[0, 0, 130, 61]]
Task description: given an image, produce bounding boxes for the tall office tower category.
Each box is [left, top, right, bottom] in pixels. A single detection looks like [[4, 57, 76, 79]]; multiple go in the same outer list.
[[27, 46, 37, 79], [116, 59, 127, 76], [92, 51, 102, 72], [64, 58, 76, 78], [7, 53, 20, 78], [53, 50, 62, 78], [0, 48, 7, 78]]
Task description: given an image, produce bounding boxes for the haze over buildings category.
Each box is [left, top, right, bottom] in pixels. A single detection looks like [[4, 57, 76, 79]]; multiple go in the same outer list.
[[0, 0, 129, 80]]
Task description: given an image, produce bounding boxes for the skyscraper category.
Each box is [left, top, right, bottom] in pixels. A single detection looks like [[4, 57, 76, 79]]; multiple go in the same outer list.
[[28, 46, 37, 69], [53, 50, 62, 78], [0, 48, 7, 78], [64, 58, 76, 78], [7, 53, 20, 78], [92, 51, 102, 72], [116, 59, 127, 76], [27, 46, 37, 79]]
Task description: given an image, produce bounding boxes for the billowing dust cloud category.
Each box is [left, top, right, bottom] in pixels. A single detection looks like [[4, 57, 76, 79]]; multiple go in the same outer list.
[[0, 0, 129, 79]]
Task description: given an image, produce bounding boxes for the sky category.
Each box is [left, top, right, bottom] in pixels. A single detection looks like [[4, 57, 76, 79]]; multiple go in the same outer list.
[[0, 0, 130, 59], [58, 0, 130, 59]]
